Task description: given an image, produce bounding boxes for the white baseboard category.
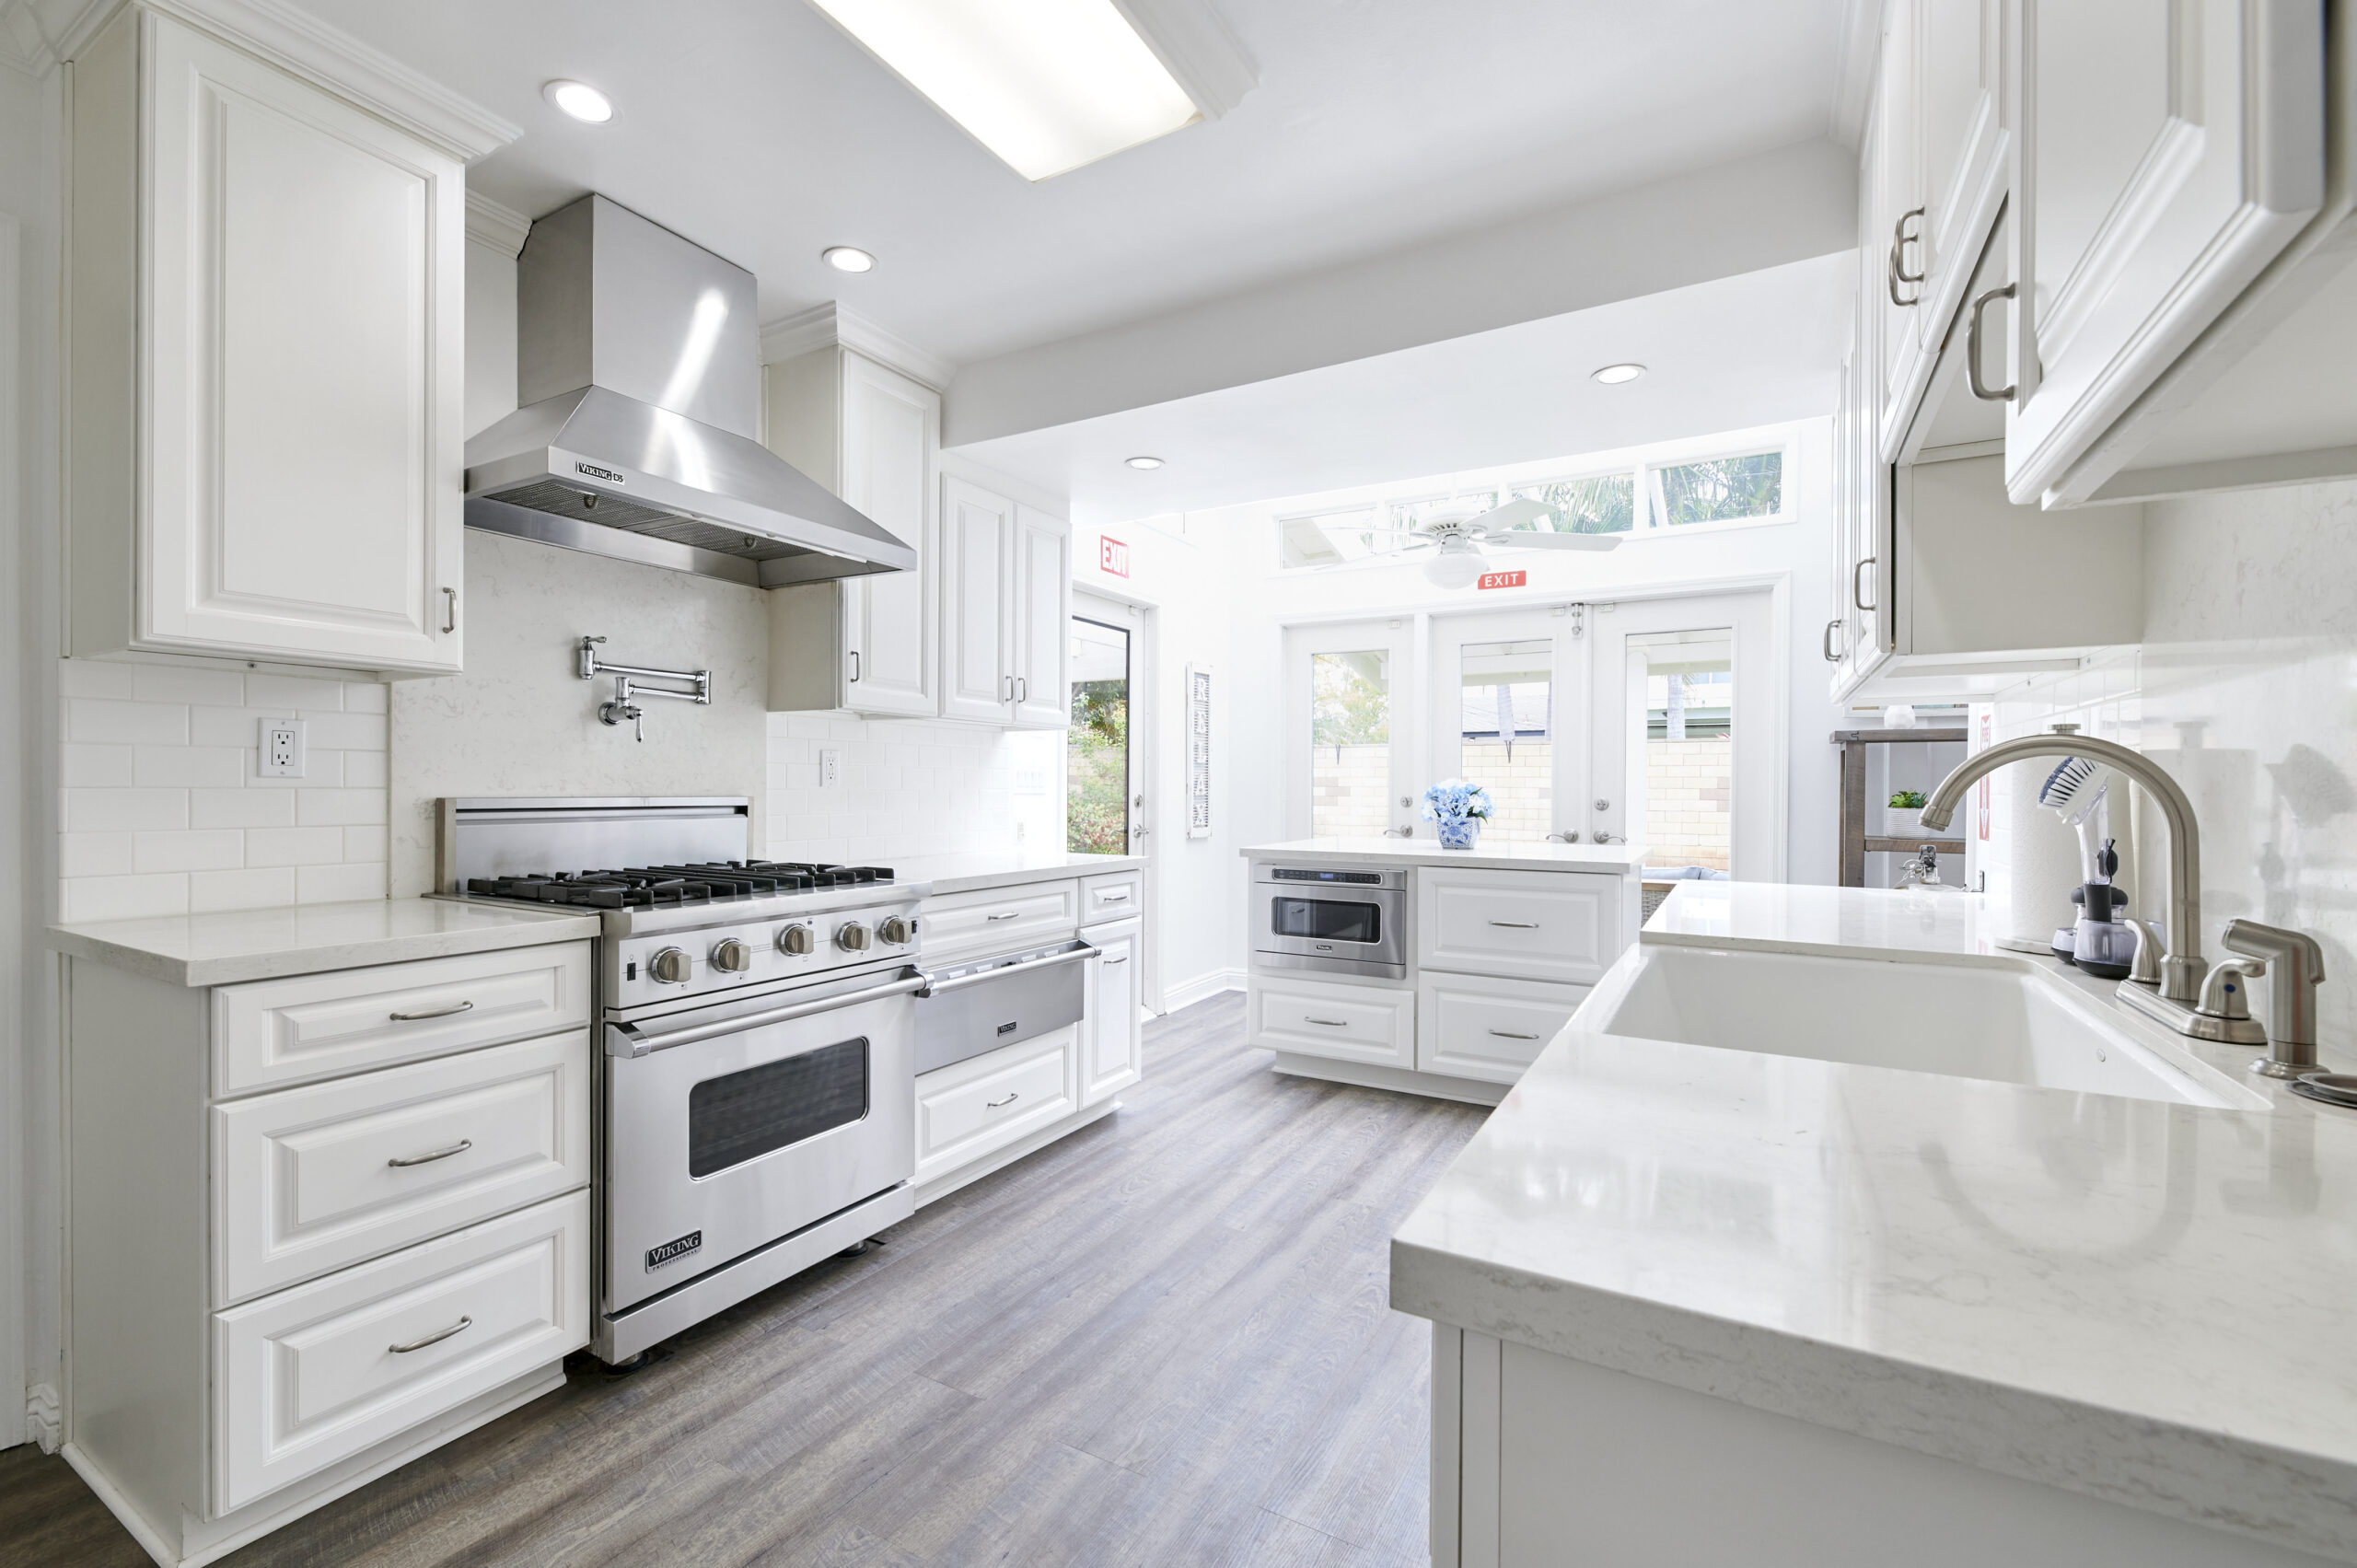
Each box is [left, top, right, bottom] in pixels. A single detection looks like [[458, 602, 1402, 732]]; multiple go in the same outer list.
[[25, 1382, 60, 1452], [1159, 968, 1245, 1015]]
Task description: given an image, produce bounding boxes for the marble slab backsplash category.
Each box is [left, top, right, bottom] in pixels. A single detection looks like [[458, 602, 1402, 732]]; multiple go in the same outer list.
[[764, 714, 1062, 865], [1978, 475, 2357, 1058]]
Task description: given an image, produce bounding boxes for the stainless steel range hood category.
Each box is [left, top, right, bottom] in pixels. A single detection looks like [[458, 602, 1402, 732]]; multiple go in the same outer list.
[[463, 195, 914, 587]]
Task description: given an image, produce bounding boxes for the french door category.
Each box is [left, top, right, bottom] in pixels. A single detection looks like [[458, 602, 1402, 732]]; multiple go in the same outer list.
[[1283, 620, 1417, 840], [1071, 589, 1151, 855], [1424, 608, 1586, 843]]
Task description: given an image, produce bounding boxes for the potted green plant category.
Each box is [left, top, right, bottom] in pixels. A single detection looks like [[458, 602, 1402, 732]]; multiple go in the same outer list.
[[1888, 789, 1927, 836]]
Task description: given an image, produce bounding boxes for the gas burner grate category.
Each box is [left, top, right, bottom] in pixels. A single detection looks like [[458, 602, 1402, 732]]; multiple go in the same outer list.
[[464, 861, 893, 908]]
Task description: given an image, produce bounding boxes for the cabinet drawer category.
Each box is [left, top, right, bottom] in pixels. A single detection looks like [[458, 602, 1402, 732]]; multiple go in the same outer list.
[[1248, 975, 1414, 1069], [1080, 870, 1142, 921], [213, 942, 592, 1096], [213, 1190, 588, 1514], [213, 1031, 589, 1306], [921, 880, 1078, 963], [914, 1028, 1077, 1184], [1416, 972, 1589, 1086], [1416, 868, 1627, 984]]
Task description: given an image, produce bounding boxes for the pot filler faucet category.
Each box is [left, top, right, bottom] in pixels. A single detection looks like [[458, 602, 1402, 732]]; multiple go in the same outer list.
[[1921, 726, 2328, 1075]]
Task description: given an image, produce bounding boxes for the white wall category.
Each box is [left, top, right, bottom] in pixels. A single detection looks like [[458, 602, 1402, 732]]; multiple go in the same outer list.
[[1976, 477, 2357, 1059], [764, 714, 1057, 865]]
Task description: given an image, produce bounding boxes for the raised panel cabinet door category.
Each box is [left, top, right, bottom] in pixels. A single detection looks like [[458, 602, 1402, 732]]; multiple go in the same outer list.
[[1417, 868, 1623, 986], [1915, 0, 2005, 361], [840, 353, 938, 716], [1082, 918, 1143, 1105], [940, 477, 1014, 722], [1011, 505, 1072, 728], [1873, 0, 1924, 421], [142, 14, 464, 671], [2006, 0, 2325, 503]]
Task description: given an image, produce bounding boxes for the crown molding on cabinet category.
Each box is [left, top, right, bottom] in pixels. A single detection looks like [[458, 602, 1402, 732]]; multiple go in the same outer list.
[[42, 0, 518, 159], [464, 190, 533, 260], [1110, 0, 1257, 119], [0, 0, 104, 75], [761, 302, 957, 393]]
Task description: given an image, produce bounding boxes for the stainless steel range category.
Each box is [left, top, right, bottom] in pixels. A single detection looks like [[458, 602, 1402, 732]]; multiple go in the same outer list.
[[438, 797, 920, 1365]]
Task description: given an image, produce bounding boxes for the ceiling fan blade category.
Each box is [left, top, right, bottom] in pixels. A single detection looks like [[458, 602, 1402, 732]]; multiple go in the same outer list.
[[1462, 497, 1553, 534], [1498, 530, 1622, 552]]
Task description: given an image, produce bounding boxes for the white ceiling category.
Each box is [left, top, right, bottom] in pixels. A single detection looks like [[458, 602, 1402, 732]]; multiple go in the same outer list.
[[956, 253, 1852, 525], [290, 0, 1852, 366]]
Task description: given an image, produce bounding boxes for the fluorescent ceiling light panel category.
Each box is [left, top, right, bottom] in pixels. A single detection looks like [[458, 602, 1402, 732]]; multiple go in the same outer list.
[[806, 0, 1205, 180]]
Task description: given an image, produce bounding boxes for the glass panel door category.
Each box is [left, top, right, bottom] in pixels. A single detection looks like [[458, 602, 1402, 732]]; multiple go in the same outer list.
[[1284, 621, 1415, 840], [1068, 614, 1132, 854], [1427, 609, 1580, 843]]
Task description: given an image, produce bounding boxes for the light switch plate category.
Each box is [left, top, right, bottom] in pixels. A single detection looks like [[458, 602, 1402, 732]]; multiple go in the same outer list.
[[259, 717, 306, 778]]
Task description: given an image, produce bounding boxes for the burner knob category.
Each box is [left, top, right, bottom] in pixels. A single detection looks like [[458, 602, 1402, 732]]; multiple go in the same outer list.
[[835, 921, 872, 952], [878, 915, 914, 946], [648, 947, 692, 984], [711, 937, 753, 973], [777, 923, 815, 957]]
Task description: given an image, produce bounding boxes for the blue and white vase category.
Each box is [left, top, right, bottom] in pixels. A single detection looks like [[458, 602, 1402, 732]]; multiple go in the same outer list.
[[1436, 817, 1481, 851]]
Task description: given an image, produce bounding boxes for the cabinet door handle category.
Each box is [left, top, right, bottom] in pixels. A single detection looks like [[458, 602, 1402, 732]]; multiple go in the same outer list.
[[389, 1000, 473, 1022], [442, 587, 458, 634], [1305, 1016, 1349, 1027], [1102, 954, 1129, 965], [1099, 890, 1130, 902], [1852, 557, 1876, 613], [387, 1138, 473, 1168], [1968, 283, 2018, 402], [1002, 675, 1014, 702], [987, 911, 1020, 922], [1887, 206, 1924, 305], [1489, 920, 1538, 929], [389, 1315, 471, 1354], [1487, 1029, 1540, 1040], [985, 1092, 1021, 1109], [1016, 676, 1028, 703], [848, 650, 860, 683], [1822, 618, 1844, 663]]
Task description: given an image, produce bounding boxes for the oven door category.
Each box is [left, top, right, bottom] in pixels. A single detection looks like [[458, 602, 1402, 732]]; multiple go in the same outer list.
[[1255, 887, 1408, 978], [602, 965, 918, 1314]]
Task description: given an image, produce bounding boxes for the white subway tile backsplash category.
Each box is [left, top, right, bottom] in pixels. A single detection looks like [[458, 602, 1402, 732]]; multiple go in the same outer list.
[[134, 830, 247, 874], [190, 866, 297, 913], [55, 658, 395, 924]]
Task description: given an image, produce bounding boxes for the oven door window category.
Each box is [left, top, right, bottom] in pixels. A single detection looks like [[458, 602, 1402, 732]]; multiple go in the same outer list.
[[1271, 896, 1382, 945], [687, 1037, 869, 1179]]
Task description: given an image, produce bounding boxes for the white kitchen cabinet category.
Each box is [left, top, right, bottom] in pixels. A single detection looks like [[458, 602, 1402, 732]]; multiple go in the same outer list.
[[764, 348, 941, 715], [1417, 867, 1625, 988], [1248, 974, 1416, 1070], [912, 1027, 1080, 1189], [918, 878, 1080, 966], [938, 477, 1073, 727], [2002, 0, 2328, 505], [66, 5, 499, 677], [1081, 916, 1144, 1105], [1415, 972, 1588, 1086]]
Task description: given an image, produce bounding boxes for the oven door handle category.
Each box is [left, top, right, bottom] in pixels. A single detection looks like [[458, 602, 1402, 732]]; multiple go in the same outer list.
[[917, 943, 1100, 999], [606, 971, 927, 1058]]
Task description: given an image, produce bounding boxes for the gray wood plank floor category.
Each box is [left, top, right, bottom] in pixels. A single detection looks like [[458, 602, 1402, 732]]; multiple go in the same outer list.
[[0, 993, 1487, 1568]]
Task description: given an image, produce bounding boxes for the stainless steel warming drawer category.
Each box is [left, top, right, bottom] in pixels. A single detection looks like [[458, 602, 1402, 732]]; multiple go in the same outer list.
[[915, 939, 1096, 1075]]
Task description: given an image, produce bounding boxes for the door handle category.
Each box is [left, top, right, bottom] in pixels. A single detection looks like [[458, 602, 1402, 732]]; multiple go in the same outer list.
[[1852, 557, 1875, 613], [1489, 920, 1538, 929], [1823, 617, 1844, 663], [442, 587, 458, 634], [607, 970, 927, 1057], [1102, 954, 1129, 965], [1305, 1017, 1350, 1027], [848, 650, 860, 683], [1968, 283, 2017, 401], [1016, 676, 1028, 703], [1887, 206, 1924, 306], [389, 999, 472, 1022], [1487, 1029, 1540, 1040], [985, 1092, 1021, 1109], [987, 911, 1021, 921], [387, 1138, 473, 1168], [389, 1315, 471, 1354]]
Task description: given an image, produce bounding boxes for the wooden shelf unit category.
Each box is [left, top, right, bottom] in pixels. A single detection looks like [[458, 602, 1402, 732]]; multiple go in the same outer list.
[[1834, 727, 1968, 888]]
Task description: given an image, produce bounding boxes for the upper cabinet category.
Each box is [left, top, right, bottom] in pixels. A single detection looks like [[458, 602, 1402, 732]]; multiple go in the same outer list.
[[765, 347, 941, 716], [66, 5, 507, 677], [936, 479, 1069, 729]]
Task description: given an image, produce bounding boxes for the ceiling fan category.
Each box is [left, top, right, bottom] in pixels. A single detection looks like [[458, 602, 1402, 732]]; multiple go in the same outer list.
[[1357, 497, 1622, 587]]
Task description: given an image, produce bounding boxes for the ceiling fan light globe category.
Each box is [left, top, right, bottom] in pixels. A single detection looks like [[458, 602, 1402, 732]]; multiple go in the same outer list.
[[1423, 551, 1484, 590]]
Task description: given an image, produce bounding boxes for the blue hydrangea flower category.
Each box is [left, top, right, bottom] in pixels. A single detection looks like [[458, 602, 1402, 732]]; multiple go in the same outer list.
[[1420, 778, 1492, 823]]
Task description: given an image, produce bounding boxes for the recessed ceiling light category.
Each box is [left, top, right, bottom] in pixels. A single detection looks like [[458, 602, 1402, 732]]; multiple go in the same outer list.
[[1125, 455, 1164, 470], [543, 80, 614, 123], [1592, 363, 1646, 385], [804, 0, 1203, 180], [823, 246, 877, 273]]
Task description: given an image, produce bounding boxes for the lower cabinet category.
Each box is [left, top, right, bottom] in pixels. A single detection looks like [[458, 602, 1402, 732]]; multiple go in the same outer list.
[[1248, 973, 1416, 1070], [913, 1026, 1080, 1187], [1415, 972, 1589, 1086], [1081, 916, 1144, 1105], [1417, 866, 1627, 986]]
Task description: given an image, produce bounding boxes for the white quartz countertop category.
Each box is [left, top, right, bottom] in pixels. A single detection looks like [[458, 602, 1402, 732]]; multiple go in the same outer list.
[[49, 898, 602, 988], [897, 851, 1144, 898], [1240, 836, 1647, 873], [1392, 882, 2357, 1562]]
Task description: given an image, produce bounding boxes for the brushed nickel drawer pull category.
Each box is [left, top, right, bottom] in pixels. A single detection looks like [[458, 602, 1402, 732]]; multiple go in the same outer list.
[[1488, 1029, 1540, 1040], [389, 1000, 473, 1022], [986, 1092, 1020, 1108], [1305, 1016, 1349, 1027], [388, 1138, 473, 1168], [1489, 921, 1539, 929], [1102, 954, 1129, 965], [1098, 890, 1130, 901], [389, 1315, 471, 1354], [986, 911, 1021, 921]]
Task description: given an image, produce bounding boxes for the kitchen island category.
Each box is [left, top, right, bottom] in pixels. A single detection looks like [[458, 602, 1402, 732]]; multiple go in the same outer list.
[[1240, 837, 1647, 1104], [1393, 881, 2357, 1567]]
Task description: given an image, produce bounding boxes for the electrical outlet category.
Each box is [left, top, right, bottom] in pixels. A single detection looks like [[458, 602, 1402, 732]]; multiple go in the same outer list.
[[819, 748, 841, 787], [260, 717, 306, 778]]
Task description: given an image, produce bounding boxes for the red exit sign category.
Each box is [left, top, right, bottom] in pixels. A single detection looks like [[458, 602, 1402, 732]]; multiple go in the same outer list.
[[1477, 569, 1527, 590], [1098, 535, 1131, 577]]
